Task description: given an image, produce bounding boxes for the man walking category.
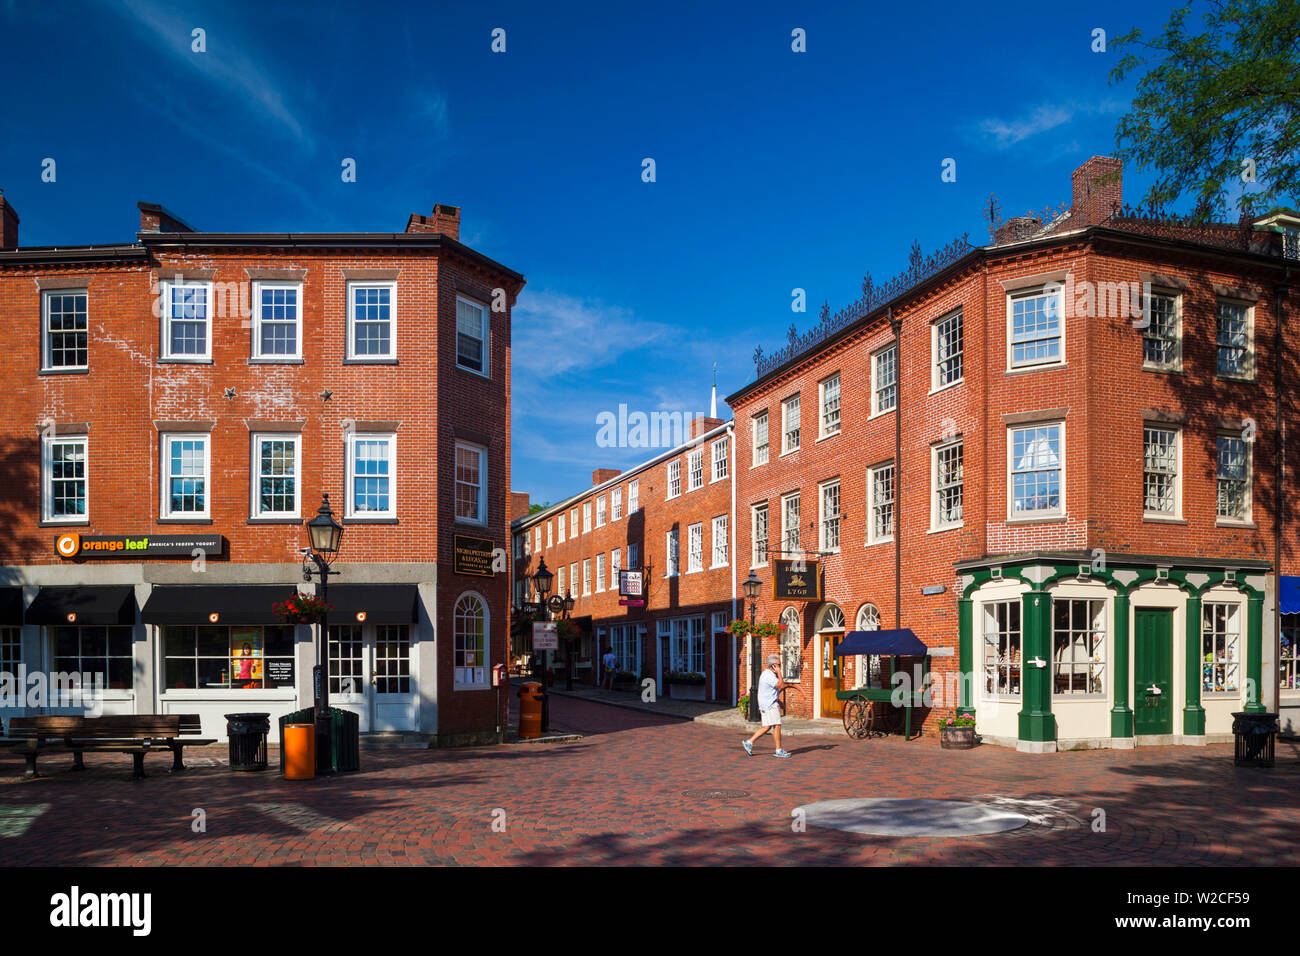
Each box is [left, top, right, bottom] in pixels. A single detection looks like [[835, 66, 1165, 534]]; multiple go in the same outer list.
[[744, 654, 791, 757], [601, 646, 617, 691]]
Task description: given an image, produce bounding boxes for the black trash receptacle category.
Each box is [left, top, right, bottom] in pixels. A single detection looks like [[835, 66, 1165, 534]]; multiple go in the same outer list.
[[226, 712, 271, 771], [1231, 711, 1279, 768]]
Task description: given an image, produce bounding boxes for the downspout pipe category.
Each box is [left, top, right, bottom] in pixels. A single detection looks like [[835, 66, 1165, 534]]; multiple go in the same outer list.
[[1275, 268, 1290, 718], [890, 307, 902, 630], [728, 420, 737, 704]]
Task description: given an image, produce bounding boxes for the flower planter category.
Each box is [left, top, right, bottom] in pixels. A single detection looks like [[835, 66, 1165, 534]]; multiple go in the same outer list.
[[669, 682, 706, 701], [939, 725, 977, 750]]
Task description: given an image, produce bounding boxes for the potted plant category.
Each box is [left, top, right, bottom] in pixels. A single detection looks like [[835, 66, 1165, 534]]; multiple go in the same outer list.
[[667, 670, 707, 700], [273, 591, 333, 625], [613, 670, 638, 691], [938, 713, 978, 749], [737, 694, 750, 720]]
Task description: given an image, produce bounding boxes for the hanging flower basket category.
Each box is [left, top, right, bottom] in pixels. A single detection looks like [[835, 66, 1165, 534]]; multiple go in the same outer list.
[[273, 592, 334, 625], [728, 619, 782, 641]]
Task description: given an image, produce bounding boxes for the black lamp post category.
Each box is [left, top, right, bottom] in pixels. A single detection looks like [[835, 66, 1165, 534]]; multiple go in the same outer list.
[[743, 569, 762, 722], [562, 589, 576, 691], [303, 493, 343, 772], [531, 558, 554, 731]]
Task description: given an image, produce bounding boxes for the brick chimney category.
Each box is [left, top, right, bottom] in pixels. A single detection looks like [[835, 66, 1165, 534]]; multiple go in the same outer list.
[[405, 203, 461, 240], [1070, 156, 1122, 227], [509, 492, 531, 523], [591, 469, 621, 486], [138, 201, 196, 233], [0, 190, 18, 250], [689, 416, 725, 440]]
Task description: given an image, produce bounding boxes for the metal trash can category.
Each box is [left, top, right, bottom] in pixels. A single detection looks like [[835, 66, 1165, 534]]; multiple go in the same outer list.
[[277, 707, 360, 773], [1231, 711, 1279, 768], [225, 712, 270, 771]]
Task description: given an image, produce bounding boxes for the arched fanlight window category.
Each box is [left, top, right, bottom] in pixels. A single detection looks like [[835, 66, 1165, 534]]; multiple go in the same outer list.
[[816, 603, 845, 632], [780, 606, 802, 680], [856, 604, 880, 630], [855, 603, 882, 689], [454, 593, 488, 687]]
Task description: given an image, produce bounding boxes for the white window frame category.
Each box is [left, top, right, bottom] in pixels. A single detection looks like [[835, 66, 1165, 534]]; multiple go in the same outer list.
[[1007, 286, 1065, 370], [628, 543, 639, 570], [752, 411, 769, 467], [667, 460, 681, 499], [453, 592, 490, 689], [931, 438, 964, 531], [1215, 299, 1255, 381], [819, 478, 841, 552], [867, 461, 894, 544], [596, 553, 606, 592], [687, 523, 703, 573], [345, 431, 397, 519], [931, 308, 964, 391], [981, 599, 1023, 700], [42, 433, 88, 523], [160, 432, 211, 520], [628, 479, 640, 512], [1142, 290, 1182, 371], [688, 448, 704, 491], [596, 495, 607, 527], [1202, 600, 1243, 696], [712, 514, 728, 568], [712, 437, 729, 482], [41, 288, 89, 371], [159, 278, 214, 361], [346, 280, 397, 361], [781, 395, 801, 454], [818, 373, 841, 439], [666, 529, 679, 577], [570, 507, 579, 534], [569, 562, 577, 597], [454, 441, 488, 525], [1007, 422, 1064, 521], [751, 503, 769, 567], [583, 558, 591, 596], [1216, 432, 1253, 524], [534, 527, 541, 552], [611, 548, 621, 577], [1142, 425, 1181, 519], [546, 521, 553, 548], [557, 513, 566, 543], [583, 501, 592, 533], [250, 432, 302, 519], [455, 294, 490, 376], [250, 280, 303, 361], [781, 491, 800, 553], [612, 487, 623, 520], [872, 344, 897, 416]]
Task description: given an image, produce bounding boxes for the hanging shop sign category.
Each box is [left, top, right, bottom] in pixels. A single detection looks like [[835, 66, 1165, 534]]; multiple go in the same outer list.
[[55, 533, 224, 560], [453, 534, 496, 577], [772, 559, 821, 601], [532, 621, 558, 651]]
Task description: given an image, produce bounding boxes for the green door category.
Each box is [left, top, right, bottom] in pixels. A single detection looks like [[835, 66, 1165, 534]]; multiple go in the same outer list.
[[1134, 608, 1174, 735]]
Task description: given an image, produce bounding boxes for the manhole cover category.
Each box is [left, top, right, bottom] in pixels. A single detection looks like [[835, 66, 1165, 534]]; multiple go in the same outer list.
[[682, 789, 751, 800], [794, 798, 1030, 837]]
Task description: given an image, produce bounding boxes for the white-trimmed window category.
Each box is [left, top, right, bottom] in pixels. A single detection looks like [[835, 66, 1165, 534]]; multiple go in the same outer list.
[[1052, 598, 1105, 695], [667, 461, 681, 499], [612, 487, 622, 520], [628, 543, 639, 570], [251, 433, 301, 518], [570, 506, 579, 534], [782, 395, 801, 453], [1008, 423, 1063, 518], [453, 593, 488, 688], [534, 527, 541, 552], [346, 432, 396, 518], [712, 437, 729, 481], [1216, 300, 1254, 379], [251, 281, 302, 359], [1143, 426, 1180, 517], [982, 600, 1022, 697], [712, 514, 728, 567], [456, 295, 489, 374], [596, 495, 606, 527], [819, 479, 841, 552], [668, 616, 706, 676], [42, 289, 88, 369], [1280, 614, 1298, 692], [782, 491, 800, 552], [160, 278, 213, 360], [752, 503, 769, 566], [933, 308, 963, 389], [873, 344, 897, 414], [687, 523, 703, 573], [523, 531, 531, 557], [596, 553, 606, 592], [161, 433, 210, 519], [455, 442, 487, 523], [347, 281, 396, 360], [513, 535, 523, 561], [1202, 602, 1241, 694], [42, 434, 87, 522], [854, 604, 883, 689], [932, 439, 964, 529], [583, 558, 591, 595], [868, 462, 894, 543], [666, 529, 679, 577], [1008, 286, 1064, 368], [557, 513, 566, 543], [611, 548, 621, 577], [780, 607, 802, 681], [688, 448, 704, 491], [819, 373, 841, 438], [628, 479, 640, 512], [1216, 434, 1251, 521], [1143, 291, 1181, 370], [752, 411, 769, 466], [546, 521, 553, 548], [569, 562, 577, 596], [583, 501, 592, 533], [556, 565, 565, 597]]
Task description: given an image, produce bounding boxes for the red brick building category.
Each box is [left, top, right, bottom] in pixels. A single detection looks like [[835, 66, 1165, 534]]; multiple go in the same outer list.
[[727, 158, 1300, 751], [512, 415, 738, 700], [0, 192, 524, 745]]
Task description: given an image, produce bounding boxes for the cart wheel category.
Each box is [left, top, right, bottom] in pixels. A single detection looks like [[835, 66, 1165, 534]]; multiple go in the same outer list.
[[842, 697, 874, 739]]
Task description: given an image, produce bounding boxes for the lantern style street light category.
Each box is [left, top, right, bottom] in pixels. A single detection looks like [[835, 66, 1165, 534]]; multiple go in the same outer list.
[[531, 558, 554, 731], [303, 493, 343, 772], [743, 569, 762, 722]]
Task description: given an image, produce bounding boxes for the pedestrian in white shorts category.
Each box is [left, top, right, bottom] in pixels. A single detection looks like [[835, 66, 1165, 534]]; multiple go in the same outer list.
[[744, 654, 791, 757]]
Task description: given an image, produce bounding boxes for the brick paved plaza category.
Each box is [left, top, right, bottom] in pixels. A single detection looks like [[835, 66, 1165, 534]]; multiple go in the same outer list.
[[2, 696, 1298, 867]]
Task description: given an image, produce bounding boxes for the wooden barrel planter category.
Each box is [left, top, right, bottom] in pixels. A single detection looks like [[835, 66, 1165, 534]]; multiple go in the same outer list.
[[939, 725, 977, 750]]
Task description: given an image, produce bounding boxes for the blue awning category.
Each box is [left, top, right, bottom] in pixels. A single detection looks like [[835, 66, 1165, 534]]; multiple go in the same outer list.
[[833, 628, 928, 657], [1282, 576, 1300, 615]]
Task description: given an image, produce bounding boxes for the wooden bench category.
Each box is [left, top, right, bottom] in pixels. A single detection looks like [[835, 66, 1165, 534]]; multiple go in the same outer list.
[[6, 714, 216, 779]]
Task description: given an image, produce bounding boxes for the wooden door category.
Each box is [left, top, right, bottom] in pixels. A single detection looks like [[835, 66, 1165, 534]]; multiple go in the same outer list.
[[820, 633, 843, 717], [1134, 608, 1173, 735]]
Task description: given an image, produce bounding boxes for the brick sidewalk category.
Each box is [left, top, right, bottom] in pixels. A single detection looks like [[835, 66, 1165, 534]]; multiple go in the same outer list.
[[1, 694, 1297, 866]]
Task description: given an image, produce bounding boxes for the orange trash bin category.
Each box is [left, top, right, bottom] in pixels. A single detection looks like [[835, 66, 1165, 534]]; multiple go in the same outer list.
[[282, 723, 316, 779], [518, 681, 542, 740]]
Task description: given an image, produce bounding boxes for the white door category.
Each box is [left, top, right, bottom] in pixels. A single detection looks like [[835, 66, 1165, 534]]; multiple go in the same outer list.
[[328, 624, 370, 732], [370, 624, 416, 731]]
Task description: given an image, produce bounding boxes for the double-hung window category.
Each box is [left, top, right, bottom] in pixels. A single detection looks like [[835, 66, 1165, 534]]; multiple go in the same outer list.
[[43, 434, 87, 522], [612, 488, 622, 520], [667, 461, 681, 499], [42, 290, 88, 370], [161, 433, 210, 519], [455, 442, 487, 523], [583, 558, 591, 595], [161, 279, 213, 360], [251, 282, 302, 359], [570, 507, 579, 534], [557, 513, 566, 543], [873, 345, 897, 414], [688, 449, 704, 491], [819, 373, 841, 438], [1009, 287, 1063, 368], [752, 411, 769, 466], [752, 503, 769, 566], [569, 563, 577, 596], [1009, 423, 1063, 518], [1216, 300, 1253, 379], [782, 492, 800, 553], [868, 462, 894, 543], [687, 523, 703, 573], [456, 295, 489, 374], [546, 522, 553, 548], [628, 479, 639, 512], [251, 433, 300, 519], [628, 543, 639, 570], [819, 479, 841, 552], [1143, 292, 1181, 370], [346, 433, 396, 518], [583, 501, 592, 532], [712, 438, 728, 481], [782, 395, 801, 453], [932, 439, 963, 529], [556, 565, 565, 597], [933, 308, 963, 388], [347, 281, 396, 360], [1216, 434, 1250, 521], [712, 515, 728, 567], [666, 529, 679, 577], [1142, 426, 1179, 517], [596, 495, 606, 527], [611, 548, 621, 577], [596, 554, 605, 592]]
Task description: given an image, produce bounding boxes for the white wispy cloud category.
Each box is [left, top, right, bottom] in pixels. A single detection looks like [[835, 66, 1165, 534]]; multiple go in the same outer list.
[[512, 289, 678, 377], [976, 98, 1129, 150]]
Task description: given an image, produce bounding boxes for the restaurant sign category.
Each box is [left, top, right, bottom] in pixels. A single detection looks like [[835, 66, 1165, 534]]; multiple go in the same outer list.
[[772, 559, 821, 601], [453, 534, 496, 577], [55, 533, 224, 560]]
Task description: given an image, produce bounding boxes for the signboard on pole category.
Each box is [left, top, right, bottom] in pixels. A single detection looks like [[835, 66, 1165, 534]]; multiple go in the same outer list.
[[532, 620, 558, 651], [772, 559, 821, 601], [619, 569, 644, 598]]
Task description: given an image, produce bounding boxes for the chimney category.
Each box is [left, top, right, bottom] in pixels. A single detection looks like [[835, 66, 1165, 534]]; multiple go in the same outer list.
[[509, 492, 532, 522], [1070, 156, 1122, 227], [0, 190, 18, 250], [405, 203, 461, 240], [591, 469, 621, 487], [138, 201, 196, 234], [994, 215, 1042, 245], [689, 416, 725, 440]]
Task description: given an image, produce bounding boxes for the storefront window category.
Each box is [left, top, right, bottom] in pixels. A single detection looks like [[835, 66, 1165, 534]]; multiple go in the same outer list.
[[454, 594, 487, 687], [781, 607, 802, 681], [669, 617, 705, 675], [1283, 615, 1299, 691], [983, 601, 1022, 697], [53, 626, 133, 689], [1202, 602, 1240, 694], [163, 625, 294, 690], [329, 624, 364, 694], [0, 627, 20, 675], [1052, 598, 1105, 695], [374, 625, 411, 693]]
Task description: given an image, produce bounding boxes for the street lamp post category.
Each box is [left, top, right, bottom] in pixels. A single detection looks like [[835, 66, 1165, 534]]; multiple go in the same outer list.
[[562, 589, 576, 690], [531, 558, 554, 732], [743, 569, 762, 722], [303, 493, 343, 773]]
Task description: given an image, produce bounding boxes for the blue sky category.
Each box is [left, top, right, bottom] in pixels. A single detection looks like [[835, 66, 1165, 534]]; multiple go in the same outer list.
[[0, 0, 1183, 504]]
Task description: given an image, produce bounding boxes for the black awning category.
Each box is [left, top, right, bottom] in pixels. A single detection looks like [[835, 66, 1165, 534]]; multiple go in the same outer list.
[[141, 585, 296, 625], [326, 584, 419, 624], [0, 588, 23, 626], [26, 586, 136, 626]]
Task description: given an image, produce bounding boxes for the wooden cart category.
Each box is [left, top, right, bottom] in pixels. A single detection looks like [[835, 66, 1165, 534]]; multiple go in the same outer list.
[[832, 628, 930, 741]]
